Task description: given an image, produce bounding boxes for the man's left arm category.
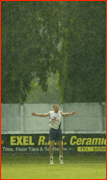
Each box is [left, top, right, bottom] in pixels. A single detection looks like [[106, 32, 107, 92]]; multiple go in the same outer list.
[[60, 111, 77, 116]]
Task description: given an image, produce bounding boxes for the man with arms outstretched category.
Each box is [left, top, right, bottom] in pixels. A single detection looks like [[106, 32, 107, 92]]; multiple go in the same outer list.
[[31, 104, 77, 165]]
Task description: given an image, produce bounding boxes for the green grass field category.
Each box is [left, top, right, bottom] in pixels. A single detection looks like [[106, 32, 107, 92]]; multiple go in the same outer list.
[[1, 153, 106, 179]]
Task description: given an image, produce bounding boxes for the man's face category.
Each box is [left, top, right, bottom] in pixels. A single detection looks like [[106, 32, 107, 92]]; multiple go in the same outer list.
[[54, 105, 59, 112]]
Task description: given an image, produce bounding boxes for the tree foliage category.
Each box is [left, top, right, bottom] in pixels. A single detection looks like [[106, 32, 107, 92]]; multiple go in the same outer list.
[[1, 1, 106, 103], [25, 73, 60, 103], [1, 1, 60, 103], [57, 1, 106, 102]]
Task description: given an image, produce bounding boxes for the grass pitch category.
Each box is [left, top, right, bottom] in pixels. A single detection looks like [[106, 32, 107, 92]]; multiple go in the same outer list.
[[1, 153, 106, 179]]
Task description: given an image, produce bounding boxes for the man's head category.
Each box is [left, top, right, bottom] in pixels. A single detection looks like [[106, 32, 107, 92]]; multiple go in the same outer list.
[[53, 104, 59, 113]]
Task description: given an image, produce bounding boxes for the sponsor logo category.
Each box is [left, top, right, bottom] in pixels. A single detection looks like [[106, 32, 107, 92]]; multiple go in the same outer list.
[[38, 136, 67, 145], [10, 136, 34, 145], [77, 146, 106, 152], [70, 136, 106, 146]]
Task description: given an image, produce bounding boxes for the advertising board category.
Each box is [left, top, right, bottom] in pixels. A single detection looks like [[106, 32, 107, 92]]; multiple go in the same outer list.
[[1, 134, 106, 154]]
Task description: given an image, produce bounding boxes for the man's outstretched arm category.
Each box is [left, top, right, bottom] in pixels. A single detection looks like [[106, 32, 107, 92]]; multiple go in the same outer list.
[[31, 112, 50, 117], [60, 110, 77, 116]]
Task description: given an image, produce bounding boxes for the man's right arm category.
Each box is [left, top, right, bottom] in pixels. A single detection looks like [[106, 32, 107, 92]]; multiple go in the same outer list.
[[31, 112, 50, 117]]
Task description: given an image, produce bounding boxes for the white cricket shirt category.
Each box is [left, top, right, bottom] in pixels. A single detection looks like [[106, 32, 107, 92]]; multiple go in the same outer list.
[[48, 111, 62, 129]]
